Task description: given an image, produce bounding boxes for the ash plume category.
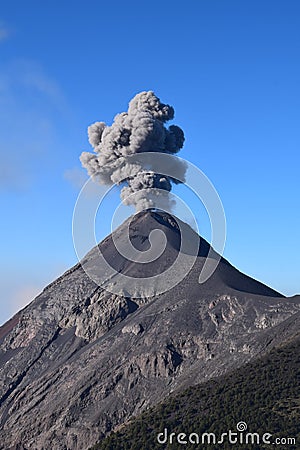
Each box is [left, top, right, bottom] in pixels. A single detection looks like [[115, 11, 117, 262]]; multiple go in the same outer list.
[[80, 91, 185, 211]]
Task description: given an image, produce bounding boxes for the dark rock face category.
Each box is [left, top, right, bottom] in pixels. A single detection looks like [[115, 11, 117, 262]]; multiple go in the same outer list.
[[0, 211, 299, 450]]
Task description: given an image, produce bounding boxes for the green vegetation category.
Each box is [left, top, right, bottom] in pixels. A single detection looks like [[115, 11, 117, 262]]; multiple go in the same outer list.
[[92, 335, 300, 449]]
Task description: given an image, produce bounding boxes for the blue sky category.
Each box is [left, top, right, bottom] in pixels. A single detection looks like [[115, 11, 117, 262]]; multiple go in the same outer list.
[[1, 0, 299, 325]]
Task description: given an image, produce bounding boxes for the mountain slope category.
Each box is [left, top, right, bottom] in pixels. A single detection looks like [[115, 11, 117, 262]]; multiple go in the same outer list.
[[0, 211, 299, 450], [93, 331, 300, 450]]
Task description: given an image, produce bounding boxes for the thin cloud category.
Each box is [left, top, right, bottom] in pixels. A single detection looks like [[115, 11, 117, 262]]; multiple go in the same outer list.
[[10, 284, 42, 312], [0, 22, 10, 42], [0, 59, 69, 115], [0, 156, 30, 191], [0, 59, 70, 192], [0, 283, 43, 326], [0, 262, 71, 326], [64, 167, 88, 190]]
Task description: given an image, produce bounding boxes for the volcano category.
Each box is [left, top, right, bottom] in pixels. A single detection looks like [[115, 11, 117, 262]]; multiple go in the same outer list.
[[0, 211, 299, 450]]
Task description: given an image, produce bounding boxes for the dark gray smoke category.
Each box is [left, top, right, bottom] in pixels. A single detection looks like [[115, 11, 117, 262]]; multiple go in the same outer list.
[[80, 91, 185, 211]]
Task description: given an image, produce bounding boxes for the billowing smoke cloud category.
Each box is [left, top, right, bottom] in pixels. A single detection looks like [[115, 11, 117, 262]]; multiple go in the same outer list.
[[80, 91, 185, 211]]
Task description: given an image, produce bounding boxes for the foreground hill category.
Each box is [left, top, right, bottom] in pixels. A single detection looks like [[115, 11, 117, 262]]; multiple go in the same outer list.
[[0, 211, 299, 449], [93, 332, 300, 450]]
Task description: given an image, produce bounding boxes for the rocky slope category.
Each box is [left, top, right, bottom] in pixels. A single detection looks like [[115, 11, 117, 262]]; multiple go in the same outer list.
[[93, 332, 300, 450], [0, 211, 299, 450]]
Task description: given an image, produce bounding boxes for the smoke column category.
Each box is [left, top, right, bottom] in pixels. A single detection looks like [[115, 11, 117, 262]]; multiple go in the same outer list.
[[80, 91, 186, 211]]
